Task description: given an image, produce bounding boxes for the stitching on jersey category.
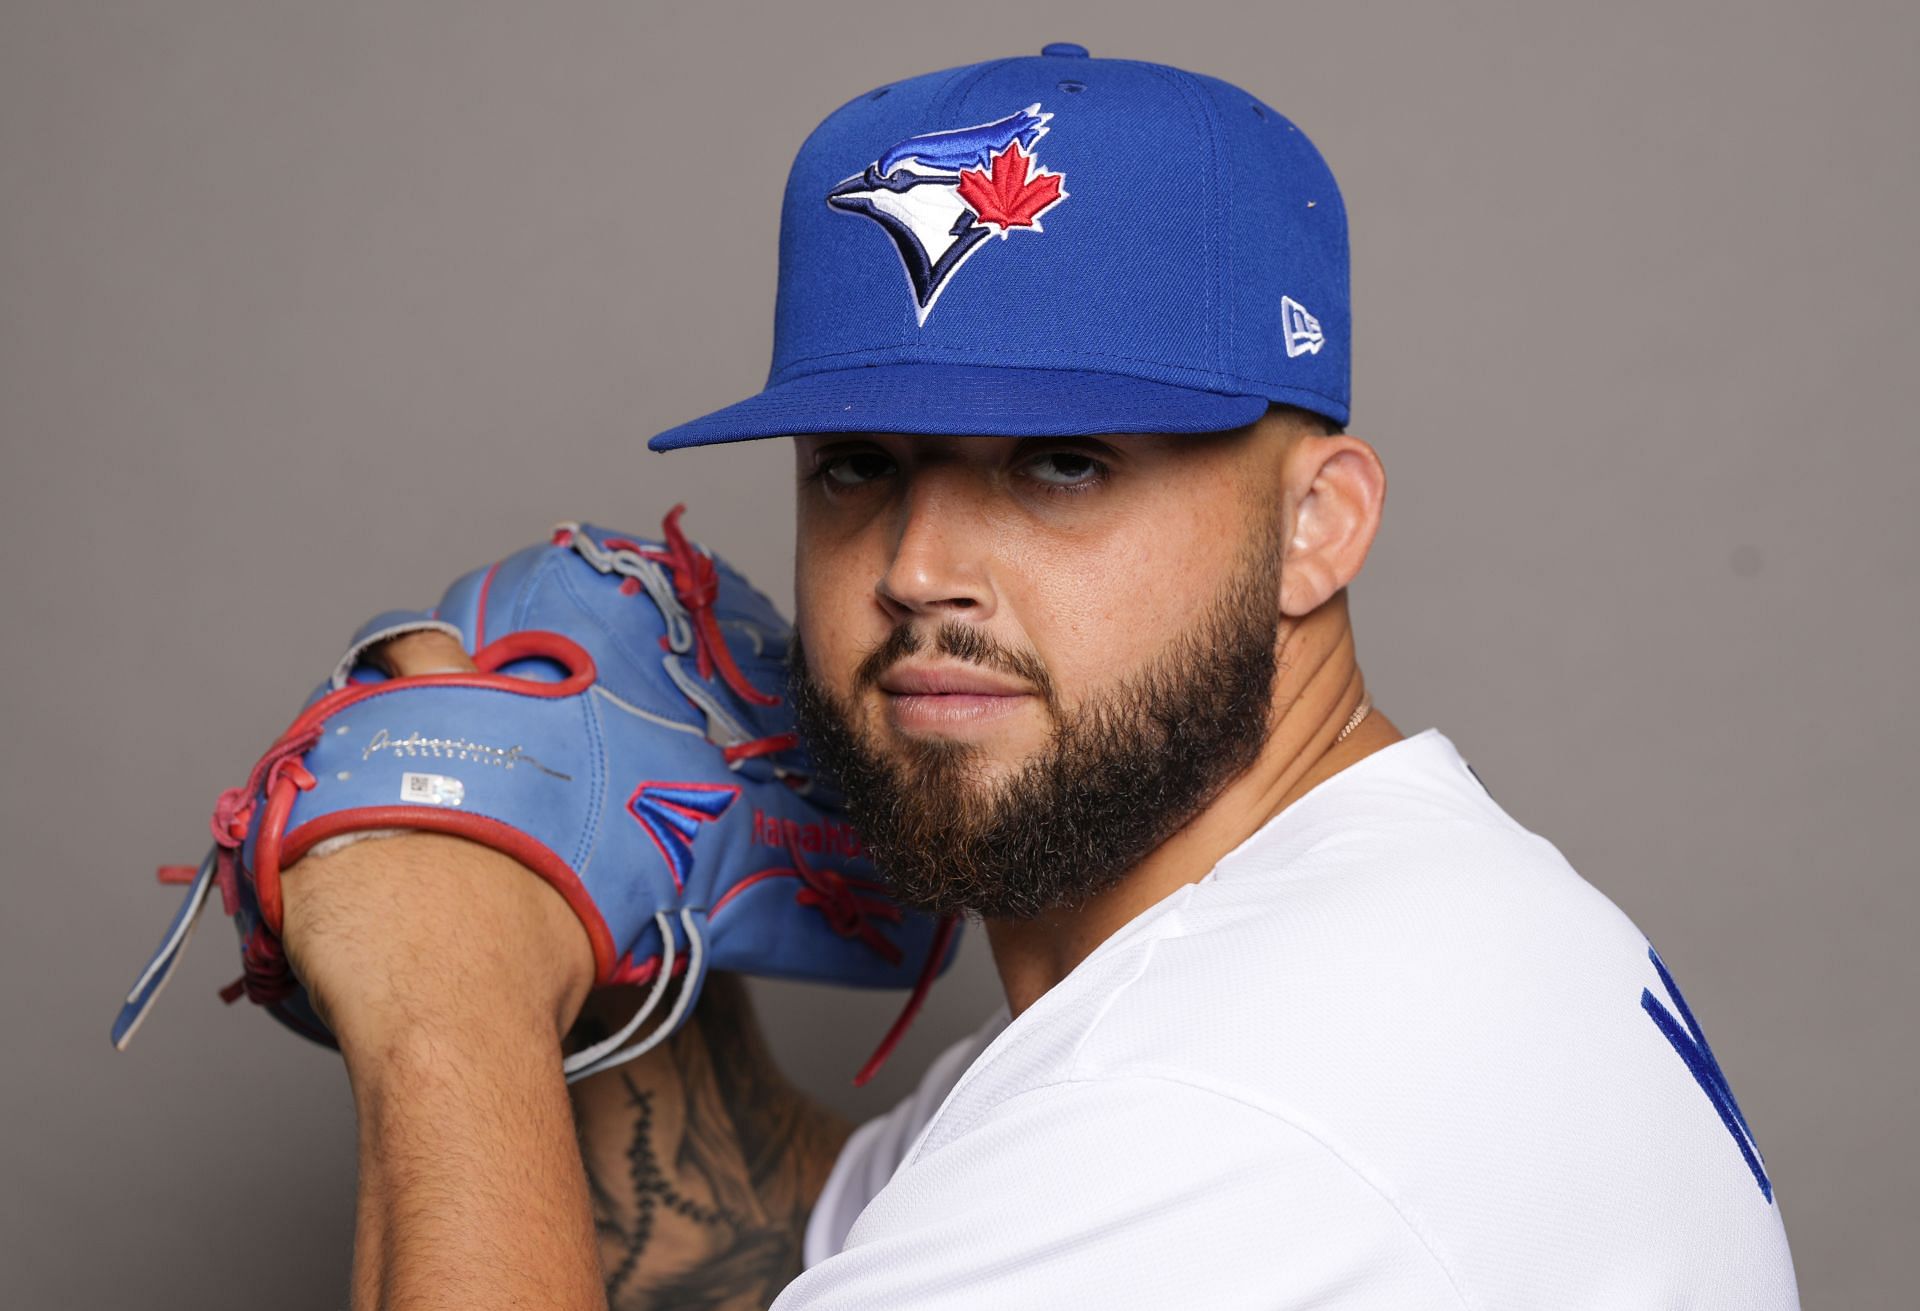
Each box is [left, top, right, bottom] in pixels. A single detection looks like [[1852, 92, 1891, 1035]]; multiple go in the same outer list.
[[905, 900, 1186, 1163], [1065, 916, 1169, 1077]]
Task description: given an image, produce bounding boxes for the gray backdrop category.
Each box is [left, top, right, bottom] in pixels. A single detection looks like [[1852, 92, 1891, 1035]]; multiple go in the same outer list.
[[4, 2, 1913, 1307]]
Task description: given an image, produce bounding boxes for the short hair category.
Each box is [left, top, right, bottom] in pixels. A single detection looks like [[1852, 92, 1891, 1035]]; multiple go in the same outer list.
[[1267, 402, 1345, 439]]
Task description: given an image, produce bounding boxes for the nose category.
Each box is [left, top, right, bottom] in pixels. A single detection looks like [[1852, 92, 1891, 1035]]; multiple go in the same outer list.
[[874, 468, 995, 624]]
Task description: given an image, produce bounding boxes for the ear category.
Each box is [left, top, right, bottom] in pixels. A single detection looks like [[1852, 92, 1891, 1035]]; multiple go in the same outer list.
[[1278, 434, 1387, 617]]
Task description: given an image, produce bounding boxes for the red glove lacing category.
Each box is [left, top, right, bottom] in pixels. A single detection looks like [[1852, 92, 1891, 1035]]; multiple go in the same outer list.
[[854, 910, 962, 1088], [785, 829, 905, 966], [207, 726, 320, 1005], [782, 829, 962, 1086], [602, 505, 781, 709]]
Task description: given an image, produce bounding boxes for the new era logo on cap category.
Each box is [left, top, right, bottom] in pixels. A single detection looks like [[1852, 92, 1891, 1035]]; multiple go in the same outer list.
[[1281, 295, 1324, 358]]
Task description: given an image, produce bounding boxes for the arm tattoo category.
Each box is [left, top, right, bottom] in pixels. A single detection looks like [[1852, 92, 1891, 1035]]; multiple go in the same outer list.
[[572, 973, 853, 1310]]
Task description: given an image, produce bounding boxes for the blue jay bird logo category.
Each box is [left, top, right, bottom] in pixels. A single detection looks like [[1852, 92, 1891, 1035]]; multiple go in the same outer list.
[[828, 104, 1068, 324]]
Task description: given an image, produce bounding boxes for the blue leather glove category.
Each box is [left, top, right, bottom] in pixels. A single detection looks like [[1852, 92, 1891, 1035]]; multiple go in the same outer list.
[[113, 506, 960, 1085]]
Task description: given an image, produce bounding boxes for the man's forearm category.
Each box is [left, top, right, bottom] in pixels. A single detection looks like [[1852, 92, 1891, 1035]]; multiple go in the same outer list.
[[572, 972, 854, 1310], [339, 973, 852, 1311], [278, 637, 854, 1309], [345, 1013, 606, 1311], [277, 825, 604, 1311]]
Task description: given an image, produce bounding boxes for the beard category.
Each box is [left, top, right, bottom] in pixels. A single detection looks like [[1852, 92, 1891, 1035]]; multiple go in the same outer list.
[[787, 520, 1288, 922]]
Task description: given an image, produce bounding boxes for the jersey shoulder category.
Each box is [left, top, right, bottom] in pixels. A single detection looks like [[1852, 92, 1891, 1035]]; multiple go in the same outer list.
[[917, 731, 1797, 1308]]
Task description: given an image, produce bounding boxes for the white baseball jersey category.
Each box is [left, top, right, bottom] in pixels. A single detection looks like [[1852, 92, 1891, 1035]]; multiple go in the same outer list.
[[774, 729, 1799, 1309]]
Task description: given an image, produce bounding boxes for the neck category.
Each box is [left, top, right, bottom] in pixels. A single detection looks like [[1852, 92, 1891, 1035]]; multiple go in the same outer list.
[[983, 594, 1403, 1018]]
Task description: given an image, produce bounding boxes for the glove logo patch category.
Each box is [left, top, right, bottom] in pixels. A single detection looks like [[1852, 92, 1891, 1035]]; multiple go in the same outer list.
[[628, 781, 741, 891], [363, 727, 571, 781], [751, 809, 866, 860]]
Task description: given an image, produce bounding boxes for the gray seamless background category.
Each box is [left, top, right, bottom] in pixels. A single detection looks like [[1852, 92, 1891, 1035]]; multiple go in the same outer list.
[[3, 2, 1913, 1307]]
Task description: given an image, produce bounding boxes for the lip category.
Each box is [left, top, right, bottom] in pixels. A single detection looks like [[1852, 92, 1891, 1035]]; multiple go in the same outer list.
[[877, 663, 1031, 698], [876, 662, 1034, 734]]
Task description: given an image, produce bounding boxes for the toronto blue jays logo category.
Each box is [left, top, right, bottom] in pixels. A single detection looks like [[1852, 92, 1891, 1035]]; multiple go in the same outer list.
[[828, 103, 1068, 324]]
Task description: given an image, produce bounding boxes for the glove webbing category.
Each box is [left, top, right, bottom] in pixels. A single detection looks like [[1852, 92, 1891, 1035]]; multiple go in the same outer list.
[[557, 516, 804, 779]]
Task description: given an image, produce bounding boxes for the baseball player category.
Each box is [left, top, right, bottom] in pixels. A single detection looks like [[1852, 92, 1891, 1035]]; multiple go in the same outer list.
[[119, 45, 1801, 1309]]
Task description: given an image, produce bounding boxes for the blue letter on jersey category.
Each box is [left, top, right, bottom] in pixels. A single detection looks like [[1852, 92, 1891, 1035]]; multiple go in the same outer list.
[[1641, 946, 1773, 1201]]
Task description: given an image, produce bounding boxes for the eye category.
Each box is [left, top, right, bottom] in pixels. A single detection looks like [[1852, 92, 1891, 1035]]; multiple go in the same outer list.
[[1020, 449, 1109, 491], [815, 449, 895, 490]]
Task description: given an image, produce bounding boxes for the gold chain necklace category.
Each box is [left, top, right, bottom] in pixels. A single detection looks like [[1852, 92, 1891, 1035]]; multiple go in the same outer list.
[[1334, 692, 1373, 745]]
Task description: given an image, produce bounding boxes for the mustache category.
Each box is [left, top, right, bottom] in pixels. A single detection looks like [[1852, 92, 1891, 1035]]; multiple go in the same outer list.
[[794, 621, 1056, 707]]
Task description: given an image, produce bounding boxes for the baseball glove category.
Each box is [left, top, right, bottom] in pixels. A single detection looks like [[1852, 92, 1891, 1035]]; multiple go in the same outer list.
[[112, 506, 961, 1085]]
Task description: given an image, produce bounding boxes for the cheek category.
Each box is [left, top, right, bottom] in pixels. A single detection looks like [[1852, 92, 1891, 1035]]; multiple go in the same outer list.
[[1006, 526, 1224, 711], [794, 535, 878, 700]]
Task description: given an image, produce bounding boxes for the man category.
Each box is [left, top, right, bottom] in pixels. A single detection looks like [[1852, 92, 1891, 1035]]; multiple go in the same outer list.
[[277, 45, 1800, 1308]]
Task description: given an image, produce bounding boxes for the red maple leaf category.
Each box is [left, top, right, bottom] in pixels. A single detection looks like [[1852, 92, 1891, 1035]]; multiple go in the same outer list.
[[956, 142, 1065, 235]]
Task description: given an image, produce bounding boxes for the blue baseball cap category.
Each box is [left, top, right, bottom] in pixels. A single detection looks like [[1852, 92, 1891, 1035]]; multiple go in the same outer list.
[[648, 43, 1349, 451]]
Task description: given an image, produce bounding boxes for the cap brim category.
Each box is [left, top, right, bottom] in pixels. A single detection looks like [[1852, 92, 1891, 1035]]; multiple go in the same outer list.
[[647, 363, 1278, 451]]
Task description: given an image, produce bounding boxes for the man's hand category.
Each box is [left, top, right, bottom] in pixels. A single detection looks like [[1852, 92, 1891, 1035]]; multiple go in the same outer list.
[[280, 632, 596, 1054], [279, 630, 853, 1311], [281, 630, 605, 1311]]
